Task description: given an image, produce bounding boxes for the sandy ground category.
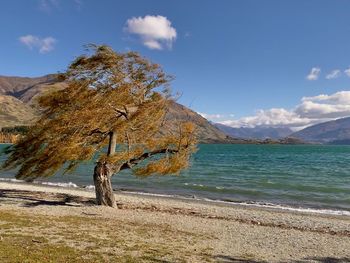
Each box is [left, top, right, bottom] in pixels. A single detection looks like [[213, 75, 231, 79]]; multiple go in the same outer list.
[[0, 181, 349, 263]]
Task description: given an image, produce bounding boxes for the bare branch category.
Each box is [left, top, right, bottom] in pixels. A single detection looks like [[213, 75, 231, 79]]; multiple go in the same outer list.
[[87, 128, 107, 136], [108, 103, 129, 120]]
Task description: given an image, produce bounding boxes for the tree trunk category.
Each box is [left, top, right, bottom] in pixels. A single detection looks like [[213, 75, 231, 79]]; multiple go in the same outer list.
[[93, 161, 116, 207]]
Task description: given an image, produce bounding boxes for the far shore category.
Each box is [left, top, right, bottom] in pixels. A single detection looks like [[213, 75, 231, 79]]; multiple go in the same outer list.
[[0, 181, 349, 262]]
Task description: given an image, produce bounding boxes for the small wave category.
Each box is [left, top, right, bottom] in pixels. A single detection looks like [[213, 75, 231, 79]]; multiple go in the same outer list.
[[0, 178, 79, 188], [274, 205, 350, 216], [183, 183, 204, 187], [202, 198, 350, 216], [38, 181, 78, 188], [0, 177, 95, 191], [121, 190, 180, 199], [84, 185, 95, 190], [184, 183, 226, 190], [0, 178, 25, 183]]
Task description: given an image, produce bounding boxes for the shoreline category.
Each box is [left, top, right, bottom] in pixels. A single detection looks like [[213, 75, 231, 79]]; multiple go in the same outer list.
[[0, 181, 349, 262], [1, 180, 349, 228], [1, 177, 349, 217]]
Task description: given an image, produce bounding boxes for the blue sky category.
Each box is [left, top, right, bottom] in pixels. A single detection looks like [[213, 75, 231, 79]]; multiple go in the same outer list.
[[1, 0, 350, 129]]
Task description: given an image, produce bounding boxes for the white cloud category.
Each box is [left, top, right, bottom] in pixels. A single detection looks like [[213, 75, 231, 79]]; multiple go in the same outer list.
[[19, 35, 56, 54], [217, 91, 350, 130], [125, 15, 177, 50], [220, 109, 312, 129], [74, 0, 82, 7], [73, 0, 83, 10], [38, 0, 59, 12], [38, 0, 82, 12], [306, 67, 321, 80], [344, 67, 350, 77], [184, 32, 191, 38], [326, 69, 341, 79], [296, 91, 350, 118], [198, 113, 224, 120]]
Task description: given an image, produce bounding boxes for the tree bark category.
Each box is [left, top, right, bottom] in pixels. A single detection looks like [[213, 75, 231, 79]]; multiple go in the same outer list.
[[107, 131, 117, 156], [93, 161, 116, 207]]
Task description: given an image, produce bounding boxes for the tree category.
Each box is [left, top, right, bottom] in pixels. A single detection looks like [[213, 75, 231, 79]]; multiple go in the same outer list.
[[2, 45, 197, 207]]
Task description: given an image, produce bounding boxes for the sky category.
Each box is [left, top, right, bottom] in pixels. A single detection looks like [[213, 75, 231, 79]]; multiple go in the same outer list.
[[1, 0, 350, 130]]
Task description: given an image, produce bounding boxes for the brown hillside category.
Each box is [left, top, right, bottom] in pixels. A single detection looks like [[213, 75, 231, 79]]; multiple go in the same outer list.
[[0, 95, 37, 127], [165, 101, 237, 143], [0, 75, 57, 98]]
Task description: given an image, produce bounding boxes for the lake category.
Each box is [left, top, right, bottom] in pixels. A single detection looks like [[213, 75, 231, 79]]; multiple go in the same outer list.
[[1, 144, 349, 214]]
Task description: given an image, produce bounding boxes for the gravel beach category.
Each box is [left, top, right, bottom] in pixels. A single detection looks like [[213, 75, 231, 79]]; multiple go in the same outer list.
[[0, 181, 349, 262]]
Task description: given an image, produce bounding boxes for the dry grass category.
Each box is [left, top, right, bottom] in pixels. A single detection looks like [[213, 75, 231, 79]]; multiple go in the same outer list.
[[0, 209, 213, 263]]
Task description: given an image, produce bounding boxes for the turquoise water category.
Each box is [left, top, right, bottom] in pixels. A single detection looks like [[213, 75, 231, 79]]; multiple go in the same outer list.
[[1, 144, 350, 212]]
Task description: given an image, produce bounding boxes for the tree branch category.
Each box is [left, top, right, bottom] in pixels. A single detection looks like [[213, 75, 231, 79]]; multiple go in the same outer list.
[[108, 103, 129, 120], [87, 128, 107, 136], [118, 148, 178, 172]]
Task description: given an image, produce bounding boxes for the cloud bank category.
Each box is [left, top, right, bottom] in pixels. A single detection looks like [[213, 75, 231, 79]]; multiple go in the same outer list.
[[19, 35, 56, 54], [211, 91, 350, 130], [125, 15, 177, 50], [296, 91, 350, 119]]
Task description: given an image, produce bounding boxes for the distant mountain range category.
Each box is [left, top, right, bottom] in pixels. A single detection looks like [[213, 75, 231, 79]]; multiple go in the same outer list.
[[0, 75, 240, 143], [214, 123, 293, 140], [290, 117, 350, 144], [215, 117, 350, 144]]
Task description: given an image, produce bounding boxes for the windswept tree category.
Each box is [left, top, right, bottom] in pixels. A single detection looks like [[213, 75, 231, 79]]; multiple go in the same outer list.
[[3, 45, 197, 207]]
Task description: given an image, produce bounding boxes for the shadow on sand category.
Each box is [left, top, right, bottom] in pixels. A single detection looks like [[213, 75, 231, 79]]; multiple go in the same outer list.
[[291, 258, 350, 263], [0, 188, 96, 207], [213, 255, 268, 263], [213, 255, 350, 263]]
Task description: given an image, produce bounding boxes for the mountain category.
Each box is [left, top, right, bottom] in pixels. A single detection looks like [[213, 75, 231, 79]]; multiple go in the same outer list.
[[0, 74, 58, 99], [291, 117, 350, 144], [214, 123, 293, 140], [0, 95, 37, 127], [0, 75, 235, 143], [166, 102, 250, 143]]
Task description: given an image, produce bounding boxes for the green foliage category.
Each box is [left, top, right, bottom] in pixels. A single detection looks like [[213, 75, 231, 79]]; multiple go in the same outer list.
[[2, 45, 196, 180], [1, 126, 29, 134]]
